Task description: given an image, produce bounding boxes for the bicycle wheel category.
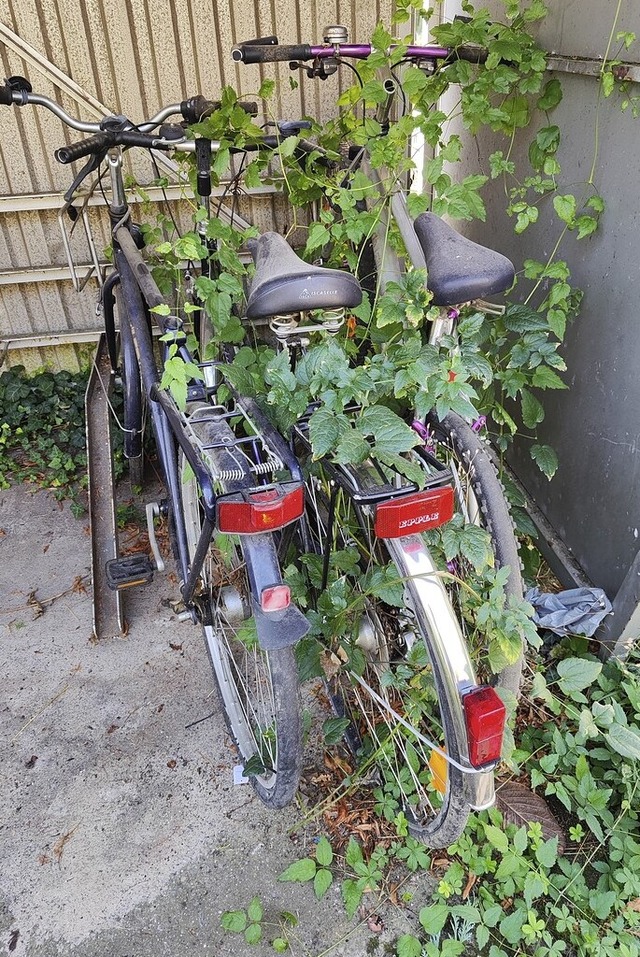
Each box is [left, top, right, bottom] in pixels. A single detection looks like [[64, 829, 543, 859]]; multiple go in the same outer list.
[[179, 434, 302, 809], [301, 465, 475, 848], [425, 411, 524, 697]]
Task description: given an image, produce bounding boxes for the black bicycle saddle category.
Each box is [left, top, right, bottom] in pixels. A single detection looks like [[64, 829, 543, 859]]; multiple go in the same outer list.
[[413, 212, 515, 307], [245, 232, 362, 319]]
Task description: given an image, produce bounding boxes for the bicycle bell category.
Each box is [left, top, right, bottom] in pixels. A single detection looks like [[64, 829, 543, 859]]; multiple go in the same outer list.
[[323, 25, 348, 45]]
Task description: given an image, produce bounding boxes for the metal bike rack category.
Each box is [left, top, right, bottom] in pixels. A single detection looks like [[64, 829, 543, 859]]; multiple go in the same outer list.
[[85, 333, 125, 639]]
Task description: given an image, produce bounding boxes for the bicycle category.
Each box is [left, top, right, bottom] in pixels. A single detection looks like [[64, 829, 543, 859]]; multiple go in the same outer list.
[[231, 27, 527, 846], [0, 75, 365, 809]]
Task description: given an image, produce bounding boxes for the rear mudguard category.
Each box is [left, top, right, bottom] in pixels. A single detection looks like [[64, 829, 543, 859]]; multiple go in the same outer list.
[[241, 532, 309, 650]]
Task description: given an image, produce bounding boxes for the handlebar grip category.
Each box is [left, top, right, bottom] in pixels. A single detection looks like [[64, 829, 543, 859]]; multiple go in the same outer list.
[[180, 94, 258, 124], [0, 84, 14, 106], [451, 43, 488, 64], [55, 132, 112, 164], [231, 43, 313, 64]]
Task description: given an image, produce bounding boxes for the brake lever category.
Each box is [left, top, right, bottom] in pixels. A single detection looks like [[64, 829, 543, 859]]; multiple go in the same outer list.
[[289, 58, 339, 79], [63, 149, 108, 204]]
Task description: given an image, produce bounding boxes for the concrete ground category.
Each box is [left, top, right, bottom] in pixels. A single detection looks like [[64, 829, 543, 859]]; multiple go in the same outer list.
[[0, 485, 433, 957]]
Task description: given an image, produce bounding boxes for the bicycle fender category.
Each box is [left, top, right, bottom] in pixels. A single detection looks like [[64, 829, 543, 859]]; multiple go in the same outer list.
[[252, 599, 310, 650], [240, 532, 310, 650]]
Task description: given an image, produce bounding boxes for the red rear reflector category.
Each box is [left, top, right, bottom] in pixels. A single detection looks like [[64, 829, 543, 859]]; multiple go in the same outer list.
[[463, 686, 506, 767], [217, 483, 304, 534], [261, 584, 291, 612], [374, 486, 454, 539]]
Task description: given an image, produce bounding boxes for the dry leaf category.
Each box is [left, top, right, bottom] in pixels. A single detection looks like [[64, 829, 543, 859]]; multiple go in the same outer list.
[[627, 899, 640, 912], [27, 591, 44, 619], [8, 929, 19, 952], [320, 650, 343, 680], [462, 872, 478, 900], [367, 914, 385, 934], [53, 825, 79, 863], [496, 781, 566, 855]]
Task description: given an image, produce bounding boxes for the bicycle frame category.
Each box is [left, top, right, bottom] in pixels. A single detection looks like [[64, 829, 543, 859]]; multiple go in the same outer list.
[[96, 145, 307, 631]]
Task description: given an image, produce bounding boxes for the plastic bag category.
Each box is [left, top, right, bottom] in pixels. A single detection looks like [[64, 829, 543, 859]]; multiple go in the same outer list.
[[525, 587, 612, 637]]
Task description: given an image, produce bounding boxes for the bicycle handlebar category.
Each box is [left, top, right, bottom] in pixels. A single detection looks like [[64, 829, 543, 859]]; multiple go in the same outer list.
[[231, 37, 487, 66], [54, 129, 183, 164], [0, 78, 258, 143]]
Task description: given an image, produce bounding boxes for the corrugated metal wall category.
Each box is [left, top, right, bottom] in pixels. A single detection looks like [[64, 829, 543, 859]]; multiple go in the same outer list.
[[0, 0, 392, 369]]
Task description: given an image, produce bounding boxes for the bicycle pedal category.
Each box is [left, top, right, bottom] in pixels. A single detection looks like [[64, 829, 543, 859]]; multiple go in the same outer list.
[[105, 554, 155, 591]]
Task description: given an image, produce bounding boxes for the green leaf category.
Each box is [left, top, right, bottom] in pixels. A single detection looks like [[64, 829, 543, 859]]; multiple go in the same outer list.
[[484, 823, 509, 854], [532, 366, 567, 390], [521, 389, 545, 429], [606, 722, 640, 760], [306, 222, 331, 252], [538, 78, 563, 111], [322, 716, 350, 745], [247, 897, 263, 923], [530, 444, 558, 479], [589, 889, 618, 920], [308, 408, 350, 459], [359, 406, 421, 455], [482, 904, 504, 928], [345, 837, 363, 869], [406, 192, 430, 218], [602, 70, 615, 97], [419, 903, 450, 935], [258, 79, 275, 99], [553, 194, 577, 224], [278, 135, 300, 157], [278, 858, 317, 883], [272, 938, 289, 953], [245, 922, 262, 945], [313, 867, 333, 899], [557, 657, 603, 694], [397, 935, 423, 957], [535, 836, 559, 869], [499, 908, 526, 945], [334, 429, 371, 465], [342, 878, 363, 918], [514, 826, 528, 854], [524, 871, 546, 906], [315, 836, 334, 867], [221, 910, 247, 933], [476, 924, 490, 950]]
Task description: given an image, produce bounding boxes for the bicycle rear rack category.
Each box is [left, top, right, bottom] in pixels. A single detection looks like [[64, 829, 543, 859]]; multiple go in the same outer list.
[[293, 414, 452, 504], [183, 399, 297, 489]]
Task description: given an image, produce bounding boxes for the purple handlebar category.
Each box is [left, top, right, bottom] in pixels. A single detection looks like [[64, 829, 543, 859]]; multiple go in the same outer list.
[[308, 44, 450, 60]]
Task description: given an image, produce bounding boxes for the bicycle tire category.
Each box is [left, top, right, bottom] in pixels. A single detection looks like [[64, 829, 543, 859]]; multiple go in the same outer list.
[[300, 464, 474, 848], [426, 411, 524, 697], [179, 420, 302, 809]]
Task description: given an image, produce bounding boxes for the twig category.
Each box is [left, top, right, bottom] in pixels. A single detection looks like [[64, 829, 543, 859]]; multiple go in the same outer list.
[[10, 684, 70, 744], [2, 575, 90, 616]]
